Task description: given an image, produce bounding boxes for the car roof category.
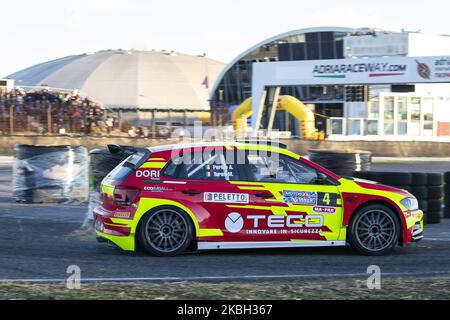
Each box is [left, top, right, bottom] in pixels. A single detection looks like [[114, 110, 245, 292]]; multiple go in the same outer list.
[[148, 141, 283, 153]]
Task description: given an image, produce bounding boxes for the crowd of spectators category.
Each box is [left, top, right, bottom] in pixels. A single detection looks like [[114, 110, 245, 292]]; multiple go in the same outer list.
[[0, 88, 120, 135], [0, 88, 196, 137]]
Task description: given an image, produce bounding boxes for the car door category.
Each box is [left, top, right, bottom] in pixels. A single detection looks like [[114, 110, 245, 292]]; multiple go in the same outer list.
[[161, 147, 256, 242], [240, 151, 343, 242]]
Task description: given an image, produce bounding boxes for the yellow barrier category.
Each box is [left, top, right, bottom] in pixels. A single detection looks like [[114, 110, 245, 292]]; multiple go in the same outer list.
[[232, 95, 322, 140]]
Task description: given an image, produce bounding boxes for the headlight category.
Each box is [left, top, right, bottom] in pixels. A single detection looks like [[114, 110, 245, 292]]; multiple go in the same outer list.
[[400, 197, 419, 211]]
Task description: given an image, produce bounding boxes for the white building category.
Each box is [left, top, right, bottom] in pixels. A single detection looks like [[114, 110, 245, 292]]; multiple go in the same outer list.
[[343, 30, 450, 138], [211, 27, 450, 139]]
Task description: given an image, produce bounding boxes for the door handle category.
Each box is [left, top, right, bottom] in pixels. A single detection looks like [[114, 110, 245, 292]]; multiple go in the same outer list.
[[182, 189, 201, 195], [255, 193, 274, 199]]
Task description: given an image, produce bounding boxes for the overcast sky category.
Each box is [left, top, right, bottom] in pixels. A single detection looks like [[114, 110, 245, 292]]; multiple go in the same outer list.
[[1, 0, 449, 77]]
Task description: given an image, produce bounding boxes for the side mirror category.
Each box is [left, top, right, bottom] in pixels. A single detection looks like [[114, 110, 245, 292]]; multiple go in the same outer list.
[[316, 172, 328, 184]]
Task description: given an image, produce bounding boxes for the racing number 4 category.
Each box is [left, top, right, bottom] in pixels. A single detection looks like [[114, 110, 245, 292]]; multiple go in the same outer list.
[[323, 193, 330, 206], [317, 192, 337, 207]]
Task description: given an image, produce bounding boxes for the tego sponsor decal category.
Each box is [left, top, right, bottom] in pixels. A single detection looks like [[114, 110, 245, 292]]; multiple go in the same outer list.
[[223, 213, 325, 235], [136, 170, 160, 179], [204, 192, 249, 204], [246, 214, 324, 235], [225, 212, 244, 233], [247, 215, 324, 228]]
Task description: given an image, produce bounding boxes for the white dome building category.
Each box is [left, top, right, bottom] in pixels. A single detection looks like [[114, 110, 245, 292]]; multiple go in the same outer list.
[[6, 49, 225, 112]]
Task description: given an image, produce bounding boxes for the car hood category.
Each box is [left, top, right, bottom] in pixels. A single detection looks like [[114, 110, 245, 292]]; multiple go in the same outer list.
[[351, 177, 412, 197]]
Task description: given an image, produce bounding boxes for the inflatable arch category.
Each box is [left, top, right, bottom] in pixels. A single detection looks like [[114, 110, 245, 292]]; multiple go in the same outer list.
[[232, 95, 321, 139]]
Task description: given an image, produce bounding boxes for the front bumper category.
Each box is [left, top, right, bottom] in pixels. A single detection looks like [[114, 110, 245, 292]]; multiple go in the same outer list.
[[412, 222, 424, 242], [404, 209, 424, 244]]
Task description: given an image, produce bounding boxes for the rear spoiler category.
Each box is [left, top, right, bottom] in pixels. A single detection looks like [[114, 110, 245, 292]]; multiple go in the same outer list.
[[107, 144, 151, 170], [107, 144, 150, 155]]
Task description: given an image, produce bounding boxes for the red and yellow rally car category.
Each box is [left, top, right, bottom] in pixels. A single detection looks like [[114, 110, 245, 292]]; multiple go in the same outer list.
[[94, 142, 424, 256]]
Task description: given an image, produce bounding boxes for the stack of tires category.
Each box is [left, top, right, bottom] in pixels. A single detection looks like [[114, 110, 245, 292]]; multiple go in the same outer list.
[[308, 149, 371, 177], [425, 174, 444, 224], [353, 171, 443, 224], [444, 172, 450, 219], [89, 148, 134, 191]]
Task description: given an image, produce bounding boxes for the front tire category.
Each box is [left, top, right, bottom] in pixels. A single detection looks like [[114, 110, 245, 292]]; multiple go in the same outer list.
[[138, 206, 194, 257], [348, 204, 400, 256]]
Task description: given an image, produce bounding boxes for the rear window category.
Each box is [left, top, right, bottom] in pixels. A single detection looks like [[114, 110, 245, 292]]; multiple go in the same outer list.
[[105, 152, 148, 182]]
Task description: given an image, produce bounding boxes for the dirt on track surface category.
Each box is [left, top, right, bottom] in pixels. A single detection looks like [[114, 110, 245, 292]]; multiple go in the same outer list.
[[1, 276, 450, 300]]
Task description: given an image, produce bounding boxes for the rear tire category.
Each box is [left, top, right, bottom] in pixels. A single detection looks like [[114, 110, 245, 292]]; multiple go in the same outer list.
[[348, 204, 400, 256], [138, 206, 194, 257]]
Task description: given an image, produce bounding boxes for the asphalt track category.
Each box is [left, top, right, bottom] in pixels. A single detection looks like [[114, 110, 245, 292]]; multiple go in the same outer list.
[[1, 163, 450, 282]]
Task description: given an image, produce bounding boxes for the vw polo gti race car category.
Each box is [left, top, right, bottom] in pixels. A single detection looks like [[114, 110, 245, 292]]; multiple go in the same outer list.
[[94, 142, 424, 256]]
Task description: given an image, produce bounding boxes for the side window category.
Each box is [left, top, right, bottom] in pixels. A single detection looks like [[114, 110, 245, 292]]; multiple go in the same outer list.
[[163, 150, 239, 181], [163, 160, 178, 177], [246, 153, 318, 184]]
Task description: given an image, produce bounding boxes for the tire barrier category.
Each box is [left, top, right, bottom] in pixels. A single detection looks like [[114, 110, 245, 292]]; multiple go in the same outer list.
[[353, 171, 444, 224], [445, 172, 450, 184], [418, 200, 428, 212], [89, 148, 134, 191], [427, 186, 443, 199], [13, 144, 89, 204], [308, 149, 371, 177], [426, 173, 443, 224], [352, 171, 373, 181], [427, 173, 444, 186], [372, 172, 413, 186], [443, 172, 450, 219], [410, 186, 427, 199], [391, 185, 412, 192], [411, 173, 427, 186], [427, 199, 442, 211]]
